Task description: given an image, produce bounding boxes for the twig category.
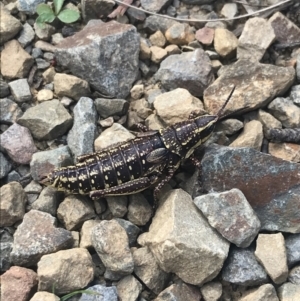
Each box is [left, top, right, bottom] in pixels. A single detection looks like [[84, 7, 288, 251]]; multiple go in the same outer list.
[[108, 0, 133, 18], [112, 0, 293, 23]]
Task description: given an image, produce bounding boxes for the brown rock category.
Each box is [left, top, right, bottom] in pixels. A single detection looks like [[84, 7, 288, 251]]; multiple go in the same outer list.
[[195, 27, 214, 45], [0, 40, 34, 79], [269, 142, 300, 163], [214, 28, 238, 58]]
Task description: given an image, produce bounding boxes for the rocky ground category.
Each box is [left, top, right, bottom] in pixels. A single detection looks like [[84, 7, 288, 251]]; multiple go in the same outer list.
[[1, 0, 300, 300]]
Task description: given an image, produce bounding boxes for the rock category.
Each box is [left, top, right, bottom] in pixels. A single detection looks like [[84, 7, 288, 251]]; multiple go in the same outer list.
[[154, 282, 201, 301], [78, 284, 118, 301], [269, 12, 300, 44], [106, 196, 128, 218], [18, 99, 73, 140], [195, 27, 214, 45], [132, 246, 169, 294], [95, 98, 129, 118], [222, 247, 268, 286], [237, 17, 275, 61], [34, 22, 55, 41], [204, 60, 294, 115], [0, 182, 26, 227], [0, 266, 38, 301], [0, 152, 12, 179], [0, 229, 13, 272], [165, 23, 195, 45], [36, 58, 50, 70], [57, 195, 96, 231], [285, 234, 300, 267], [277, 282, 300, 301], [289, 266, 300, 284], [11, 210, 73, 267], [127, 194, 153, 226], [290, 85, 300, 105], [0, 79, 10, 97], [8, 78, 32, 103], [31, 186, 61, 215], [215, 118, 243, 135], [297, 54, 300, 82], [82, 0, 114, 22], [140, 0, 171, 12], [229, 120, 263, 151], [269, 142, 300, 163], [238, 284, 279, 301], [30, 292, 60, 301], [255, 233, 288, 284], [138, 189, 230, 285], [37, 248, 94, 295], [1, 123, 37, 164], [130, 98, 152, 119], [143, 15, 179, 33], [200, 281, 223, 301], [155, 48, 214, 97], [54, 73, 91, 101], [194, 189, 260, 248], [130, 84, 144, 100], [0, 6, 22, 44], [42, 67, 56, 83], [0, 98, 23, 124], [18, 23, 35, 48], [268, 97, 300, 128], [153, 88, 204, 125], [116, 275, 142, 301], [150, 46, 168, 64], [115, 218, 141, 247], [94, 123, 135, 151], [79, 219, 101, 249], [56, 20, 139, 98], [257, 109, 282, 133], [37, 89, 54, 102], [214, 28, 238, 58], [140, 38, 151, 59], [149, 30, 166, 47], [92, 219, 134, 277], [1, 40, 34, 79], [30, 146, 73, 182], [201, 145, 300, 233], [67, 97, 97, 158]]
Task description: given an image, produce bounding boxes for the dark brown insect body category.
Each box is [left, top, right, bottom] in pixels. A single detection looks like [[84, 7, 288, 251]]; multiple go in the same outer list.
[[41, 88, 235, 200]]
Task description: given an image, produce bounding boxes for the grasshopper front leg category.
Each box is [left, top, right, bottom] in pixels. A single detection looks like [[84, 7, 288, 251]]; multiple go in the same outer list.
[[89, 176, 159, 200]]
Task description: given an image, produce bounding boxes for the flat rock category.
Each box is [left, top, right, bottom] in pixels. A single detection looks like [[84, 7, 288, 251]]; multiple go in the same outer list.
[[155, 48, 214, 97], [1, 40, 34, 79], [138, 189, 230, 285], [17, 23, 35, 48], [269, 142, 300, 163], [37, 248, 94, 295], [95, 98, 129, 119], [194, 188, 260, 248], [201, 145, 300, 233], [8, 78, 32, 103], [18, 99, 73, 140], [67, 97, 97, 158], [11, 210, 73, 267], [203, 60, 295, 116], [56, 20, 139, 98], [1, 123, 37, 164]]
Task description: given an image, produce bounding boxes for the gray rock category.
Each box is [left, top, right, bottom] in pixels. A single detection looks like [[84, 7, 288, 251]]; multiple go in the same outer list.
[[17, 0, 45, 14], [6, 170, 21, 183], [143, 15, 180, 33], [215, 118, 243, 135], [0, 241, 13, 272], [11, 210, 73, 266], [138, 189, 230, 285], [79, 284, 118, 301], [133, 247, 169, 294], [222, 247, 268, 286], [155, 48, 214, 97], [117, 275, 142, 301], [0, 80, 10, 98], [0, 152, 12, 179], [82, 0, 115, 22], [200, 281, 223, 301], [31, 47, 43, 58], [34, 22, 56, 41], [35, 58, 50, 69], [1, 123, 38, 164], [92, 220, 134, 277], [238, 284, 279, 301], [194, 189, 261, 248], [0, 6, 22, 44], [67, 97, 97, 158], [37, 248, 94, 295], [140, 0, 172, 12], [115, 218, 141, 247], [79, 220, 101, 249], [0, 182, 26, 227], [0, 98, 23, 124], [286, 234, 300, 267], [289, 266, 300, 284], [200, 145, 300, 233], [297, 54, 300, 82], [18, 99, 73, 140], [57, 195, 96, 231], [278, 282, 300, 301], [8, 79, 32, 103], [95, 98, 129, 118], [290, 85, 300, 105], [17, 23, 35, 47], [204, 60, 295, 116], [56, 20, 140, 98], [30, 146, 73, 182], [268, 97, 300, 128], [106, 196, 128, 218]]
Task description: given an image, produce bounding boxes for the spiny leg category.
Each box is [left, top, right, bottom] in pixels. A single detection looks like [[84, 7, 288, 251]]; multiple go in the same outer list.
[[188, 155, 202, 169], [153, 169, 176, 205]]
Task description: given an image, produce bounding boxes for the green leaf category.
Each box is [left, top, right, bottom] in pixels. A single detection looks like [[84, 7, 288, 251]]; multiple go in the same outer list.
[[57, 9, 80, 24], [36, 3, 54, 16], [36, 12, 56, 25], [54, 0, 65, 15]]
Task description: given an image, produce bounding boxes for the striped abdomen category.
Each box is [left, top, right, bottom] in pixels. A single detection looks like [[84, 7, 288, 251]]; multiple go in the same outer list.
[[50, 135, 164, 194]]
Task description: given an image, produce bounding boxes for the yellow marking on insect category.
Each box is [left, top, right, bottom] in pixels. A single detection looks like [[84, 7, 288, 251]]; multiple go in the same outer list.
[[91, 179, 95, 184], [105, 175, 108, 180], [117, 171, 121, 176], [129, 166, 132, 170], [142, 160, 145, 164], [79, 183, 82, 187]]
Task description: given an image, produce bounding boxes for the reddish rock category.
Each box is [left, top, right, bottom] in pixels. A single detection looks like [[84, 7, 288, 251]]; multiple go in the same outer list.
[[195, 27, 214, 45]]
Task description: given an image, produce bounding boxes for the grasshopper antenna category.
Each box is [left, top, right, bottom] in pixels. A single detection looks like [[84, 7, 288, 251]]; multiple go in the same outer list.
[[217, 85, 236, 119]]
